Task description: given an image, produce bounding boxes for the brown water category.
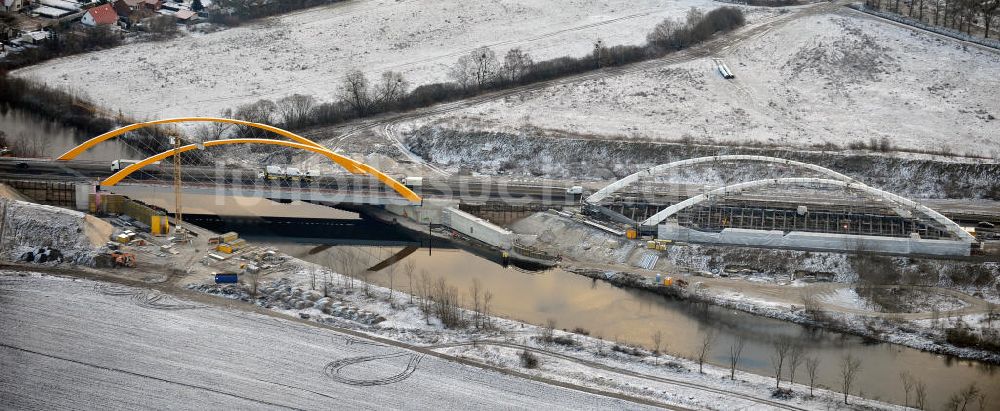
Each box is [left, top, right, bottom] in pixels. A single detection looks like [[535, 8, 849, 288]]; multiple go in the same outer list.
[[0, 107, 140, 161], [266, 242, 999, 409]]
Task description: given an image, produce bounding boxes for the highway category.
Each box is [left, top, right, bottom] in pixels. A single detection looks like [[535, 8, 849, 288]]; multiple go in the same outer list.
[[2, 157, 999, 223]]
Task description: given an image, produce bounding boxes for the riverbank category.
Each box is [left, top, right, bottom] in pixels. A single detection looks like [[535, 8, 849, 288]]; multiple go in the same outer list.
[[514, 211, 1000, 364], [179, 250, 900, 410]]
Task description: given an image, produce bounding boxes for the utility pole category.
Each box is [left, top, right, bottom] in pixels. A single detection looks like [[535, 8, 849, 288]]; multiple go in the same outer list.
[[172, 136, 184, 235]]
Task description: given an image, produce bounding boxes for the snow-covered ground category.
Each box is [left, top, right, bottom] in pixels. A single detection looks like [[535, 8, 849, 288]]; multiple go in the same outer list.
[[0, 272, 654, 410], [0, 198, 113, 265], [403, 11, 1000, 156], [13, 0, 718, 120]]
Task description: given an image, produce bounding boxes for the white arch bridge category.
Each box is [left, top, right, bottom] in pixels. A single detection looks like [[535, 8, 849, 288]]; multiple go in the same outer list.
[[584, 156, 976, 256]]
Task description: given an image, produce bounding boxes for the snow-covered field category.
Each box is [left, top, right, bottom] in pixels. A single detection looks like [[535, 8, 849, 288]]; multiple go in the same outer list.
[[404, 11, 1000, 156], [0, 273, 652, 410], [13, 0, 717, 120]]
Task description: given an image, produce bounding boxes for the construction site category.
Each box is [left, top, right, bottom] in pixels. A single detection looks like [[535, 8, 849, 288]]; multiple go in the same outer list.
[[2, 0, 1000, 409]]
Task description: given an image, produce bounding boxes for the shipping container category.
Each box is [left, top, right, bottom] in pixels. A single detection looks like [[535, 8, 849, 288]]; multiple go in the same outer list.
[[214, 273, 238, 284]]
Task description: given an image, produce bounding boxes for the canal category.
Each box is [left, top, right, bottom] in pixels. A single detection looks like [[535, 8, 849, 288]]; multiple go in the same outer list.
[[190, 212, 998, 410]]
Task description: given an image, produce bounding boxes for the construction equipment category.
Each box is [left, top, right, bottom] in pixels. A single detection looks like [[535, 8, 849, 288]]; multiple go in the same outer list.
[[216, 238, 247, 254], [112, 251, 136, 268], [208, 231, 239, 245], [646, 239, 672, 250]]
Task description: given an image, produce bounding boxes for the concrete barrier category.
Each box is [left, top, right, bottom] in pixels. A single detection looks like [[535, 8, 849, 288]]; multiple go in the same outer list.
[[658, 223, 971, 256], [441, 207, 512, 250]]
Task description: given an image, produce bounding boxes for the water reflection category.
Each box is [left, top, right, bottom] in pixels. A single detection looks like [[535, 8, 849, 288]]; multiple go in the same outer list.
[[0, 107, 139, 161]]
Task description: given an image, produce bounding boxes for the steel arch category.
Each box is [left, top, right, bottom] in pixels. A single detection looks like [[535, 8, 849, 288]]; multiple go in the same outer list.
[[586, 155, 860, 204], [56, 117, 328, 160], [639, 177, 974, 242]]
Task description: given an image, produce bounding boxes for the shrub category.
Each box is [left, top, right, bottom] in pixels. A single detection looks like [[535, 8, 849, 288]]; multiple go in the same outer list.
[[519, 350, 540, 368]]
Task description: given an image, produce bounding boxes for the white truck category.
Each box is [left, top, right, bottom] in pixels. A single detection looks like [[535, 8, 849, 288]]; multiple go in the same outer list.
[[284, 167, 303, 181], [111, 159, 159, 172], [566, 186, 584, 195], [258, 165, 285, 180]]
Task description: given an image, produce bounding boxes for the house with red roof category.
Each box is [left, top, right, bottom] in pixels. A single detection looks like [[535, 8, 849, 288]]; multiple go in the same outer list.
[[81, 3, 119, 27]]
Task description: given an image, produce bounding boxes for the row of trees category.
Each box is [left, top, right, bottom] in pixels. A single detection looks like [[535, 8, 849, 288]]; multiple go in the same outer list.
[[699, 332, 885, 406], [223, 7, 746, 133], [318, 248, 495, 330], [865, 0, 1000, 39]]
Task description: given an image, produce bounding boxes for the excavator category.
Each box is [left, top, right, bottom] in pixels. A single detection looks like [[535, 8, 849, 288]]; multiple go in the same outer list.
[[111, 251, 136, 268]]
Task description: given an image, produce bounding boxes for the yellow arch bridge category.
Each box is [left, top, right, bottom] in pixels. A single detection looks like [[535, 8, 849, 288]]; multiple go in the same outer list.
[[57, 117, 421, 204]]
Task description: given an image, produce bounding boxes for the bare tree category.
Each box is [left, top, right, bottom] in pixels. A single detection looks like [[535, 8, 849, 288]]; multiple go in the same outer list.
[[339, 70, 372, 115], [309, 265, 316, 291], [728, 335, 745, 380], [403, 260, 416, 304], [333, 248, 357, 290], [193, 119, 233, 142], [275, 94, 316, 128], [646, 18, 682, 48], [652, 330, 664, 356], [915, 379, 927, 410], [770, 337, 793, 389], [541, 318, 556, 343], [787, 344, 804, 387], [482, 290, 493, 330], [801, 289, 823, 320], [145, 15, 178, 39], [840, 354, 862, 404], [945, 383, 981, 411], [323, 271, 331, 298], [361, 268, 372, 298], [418, 269, 432, 324], [385, 262, 396, 304], [901, 372, 915, 408], [804, 357, 820, 397], [375, 71, 409, 110], [696, 330, 716, 373], [501, 48, 533, 85], [233, 99, 277, 138], [470, 278, 483, 329], [978, 0, 999, 38], [450, 46, 499, 89]]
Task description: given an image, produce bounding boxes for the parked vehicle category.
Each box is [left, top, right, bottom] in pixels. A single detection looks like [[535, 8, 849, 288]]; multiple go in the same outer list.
[[111, 159, 159, 172], [566, 186, 584, 195], [259, 165, 309, 182]]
